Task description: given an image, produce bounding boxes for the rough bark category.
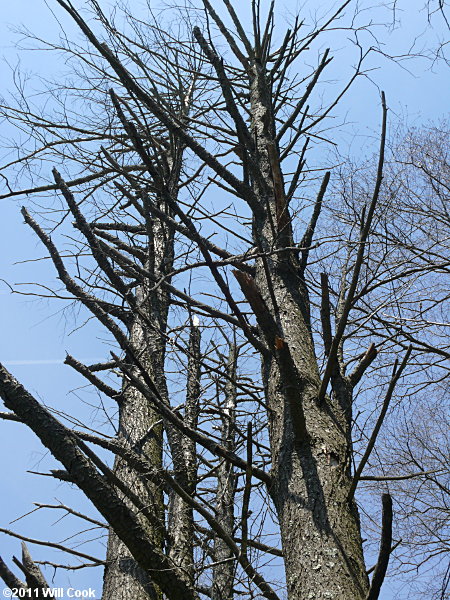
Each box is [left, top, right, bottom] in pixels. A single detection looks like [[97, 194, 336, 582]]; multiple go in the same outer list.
[[212, 346, 238, 600], [102, 207, 174, 600], [101, 313, 165, 600], [167, 320, 201, 581], [247, 64, 369, 600]]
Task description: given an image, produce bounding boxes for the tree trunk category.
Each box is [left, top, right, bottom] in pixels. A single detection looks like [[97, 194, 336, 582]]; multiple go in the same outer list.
[[263, 302, 368, 599], [102, 210, 173, 599], [167, 320, 201, 581], [248, 65, 369, 600], [212, 345, 238, 600], [102, 291, 166, 600]]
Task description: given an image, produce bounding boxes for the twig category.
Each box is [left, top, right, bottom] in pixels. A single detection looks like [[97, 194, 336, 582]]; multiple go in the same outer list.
[[318, 92, 387, 402], [348, 346, 412, 500]]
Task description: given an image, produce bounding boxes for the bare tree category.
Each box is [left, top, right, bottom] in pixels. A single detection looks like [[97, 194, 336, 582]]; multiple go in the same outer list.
[[0, 2, 447, 600], [335, 121, 450, 599]]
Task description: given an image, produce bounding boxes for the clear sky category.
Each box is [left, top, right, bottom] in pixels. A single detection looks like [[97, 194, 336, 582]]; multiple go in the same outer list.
[[0, 1, 449, 598]]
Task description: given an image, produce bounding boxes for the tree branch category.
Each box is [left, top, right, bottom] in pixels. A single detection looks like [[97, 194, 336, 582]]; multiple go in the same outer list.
[[366, 494, 393, 600], [348, 346, 412, 500]]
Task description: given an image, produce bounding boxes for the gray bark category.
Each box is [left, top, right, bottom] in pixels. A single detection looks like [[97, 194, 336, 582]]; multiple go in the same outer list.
[[167, 320, 201, 580], [102, 208, 174, 600], [247, 65, 369, 600], [212, 346, 238, 600]]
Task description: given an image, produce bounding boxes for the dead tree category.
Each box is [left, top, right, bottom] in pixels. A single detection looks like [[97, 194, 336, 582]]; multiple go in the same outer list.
[[1, 2, 447, 599]]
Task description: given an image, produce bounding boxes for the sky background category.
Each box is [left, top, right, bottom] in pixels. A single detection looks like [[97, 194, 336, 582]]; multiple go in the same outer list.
[[0, 1, 449, 598]]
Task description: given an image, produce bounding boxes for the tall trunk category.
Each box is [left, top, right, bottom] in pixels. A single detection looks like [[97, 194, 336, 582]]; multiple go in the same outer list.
[[212, 345, 238, 600], [102, 209, 173, 600], [248, 66, 369, 600], [260, 278, 368, 600], [167, 319, 201, 580]]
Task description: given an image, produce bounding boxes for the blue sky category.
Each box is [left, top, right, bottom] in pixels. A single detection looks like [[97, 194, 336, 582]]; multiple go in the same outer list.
[[0, 1, 449, 598]]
